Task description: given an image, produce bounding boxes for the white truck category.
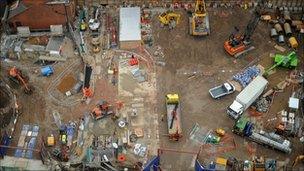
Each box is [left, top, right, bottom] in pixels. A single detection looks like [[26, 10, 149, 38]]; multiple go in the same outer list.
[[227, 76, 268, 120], [209, 82, 235, 99]]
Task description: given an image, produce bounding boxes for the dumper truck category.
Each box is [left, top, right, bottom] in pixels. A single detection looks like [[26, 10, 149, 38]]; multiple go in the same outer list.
[[227, 76, 268, 120], [166, 94, 182, 141], [209, 82, 235, 99]]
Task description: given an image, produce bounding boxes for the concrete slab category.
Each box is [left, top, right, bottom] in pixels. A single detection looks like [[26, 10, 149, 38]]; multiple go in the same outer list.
[[118, 52, 159, 159]]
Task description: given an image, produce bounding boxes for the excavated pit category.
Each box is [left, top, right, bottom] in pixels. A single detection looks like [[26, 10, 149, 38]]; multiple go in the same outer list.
[[0, 83, 14, 128]]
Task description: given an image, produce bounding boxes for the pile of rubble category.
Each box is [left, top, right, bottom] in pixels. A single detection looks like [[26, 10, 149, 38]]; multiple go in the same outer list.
[[141, 9, 153, 46], [254, 97, 271, 113]]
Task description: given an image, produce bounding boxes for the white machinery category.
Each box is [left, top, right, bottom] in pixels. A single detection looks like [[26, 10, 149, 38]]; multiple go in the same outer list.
[[227, 76, 268, 119]]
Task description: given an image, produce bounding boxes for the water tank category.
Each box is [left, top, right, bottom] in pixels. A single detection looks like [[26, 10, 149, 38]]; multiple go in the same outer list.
[[274, 23, 283, 34], [270, 28, 278, 37], [278, 35, 285, 44], [284, 23, 292, 36]]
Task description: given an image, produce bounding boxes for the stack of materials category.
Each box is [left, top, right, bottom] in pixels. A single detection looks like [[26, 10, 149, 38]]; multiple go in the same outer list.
[[233, 66, 260, 88]]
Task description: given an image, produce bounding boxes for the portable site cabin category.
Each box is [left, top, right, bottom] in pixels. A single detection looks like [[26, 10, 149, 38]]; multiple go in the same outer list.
[[119, 7, 141, 49]]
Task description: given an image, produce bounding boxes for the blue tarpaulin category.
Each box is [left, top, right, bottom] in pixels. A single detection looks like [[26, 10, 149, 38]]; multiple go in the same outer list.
[[233, 66, 260, 88]]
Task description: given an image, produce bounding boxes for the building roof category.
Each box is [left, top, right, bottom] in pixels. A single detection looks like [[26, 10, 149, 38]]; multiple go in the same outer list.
[[46, 36, 64, 52], [119, 7, 141, 42], [7, 1, 28, 19]]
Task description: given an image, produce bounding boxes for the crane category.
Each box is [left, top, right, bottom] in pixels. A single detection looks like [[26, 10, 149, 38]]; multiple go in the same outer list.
[[224, 0, 266, 58], [189, 0, 210, 36]]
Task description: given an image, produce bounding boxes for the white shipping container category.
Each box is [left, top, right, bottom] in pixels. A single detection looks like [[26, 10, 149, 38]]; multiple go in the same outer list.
[[236, 76, 268, 110]]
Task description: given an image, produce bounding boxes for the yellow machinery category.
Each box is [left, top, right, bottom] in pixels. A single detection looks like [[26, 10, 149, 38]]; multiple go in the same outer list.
[[216, 128, 226, 136], [288, 37, 298, 49], [158, 11, 181, 29], [47, 134, 55, 147], [166, 94, 182, 141], [293, 155, 304, 168], [91, 37, 101, 53], [189, 0, 210, 36], [80, 20, 87, 31]]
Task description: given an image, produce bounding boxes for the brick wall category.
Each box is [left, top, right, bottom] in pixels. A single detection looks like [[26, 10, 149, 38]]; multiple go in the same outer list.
[[8, 0, 75, 32]]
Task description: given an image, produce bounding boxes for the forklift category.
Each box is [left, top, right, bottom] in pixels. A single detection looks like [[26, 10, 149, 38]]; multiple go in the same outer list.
[[224, 0, 266, 58]]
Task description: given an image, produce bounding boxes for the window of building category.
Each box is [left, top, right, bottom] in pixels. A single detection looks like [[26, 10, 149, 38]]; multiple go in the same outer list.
[[8, 22, 14, 28], [15, 21, 22, 27]]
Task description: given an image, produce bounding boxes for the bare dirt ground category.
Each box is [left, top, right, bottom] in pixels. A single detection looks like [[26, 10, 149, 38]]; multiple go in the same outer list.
[[1, 6, 303, 170], [153, 8, 304, 170]]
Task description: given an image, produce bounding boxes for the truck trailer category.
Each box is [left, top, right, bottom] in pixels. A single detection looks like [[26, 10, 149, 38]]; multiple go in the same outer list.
[[233, 117, 292, 154], [166, 94, 182, 141], [227, 76, 268, 120]]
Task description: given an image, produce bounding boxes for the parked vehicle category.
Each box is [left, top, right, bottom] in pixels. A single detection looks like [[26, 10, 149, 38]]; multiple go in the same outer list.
[[166, 94, 182, 141], [227, 76, 268, 119], [233, 117, 292, 153], [209, 82, 235, 99]]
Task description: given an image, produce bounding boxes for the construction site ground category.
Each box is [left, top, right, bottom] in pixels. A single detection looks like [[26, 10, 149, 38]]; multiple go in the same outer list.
[[1, 6, 303, 171], [153, 8, 303, 170]]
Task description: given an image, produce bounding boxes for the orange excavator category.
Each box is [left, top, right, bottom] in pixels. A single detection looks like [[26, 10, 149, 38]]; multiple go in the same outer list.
[[91, 99, 114, 120], [8, 66, 32, 94], [224, 0, 266, 58]]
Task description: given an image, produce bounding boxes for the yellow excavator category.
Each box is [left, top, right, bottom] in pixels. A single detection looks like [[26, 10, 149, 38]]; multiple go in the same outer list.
[[293, 155, 304, 168], [158, 11, 181, 30], [189, 0, 210, 36], [292, 138, 304, 168]]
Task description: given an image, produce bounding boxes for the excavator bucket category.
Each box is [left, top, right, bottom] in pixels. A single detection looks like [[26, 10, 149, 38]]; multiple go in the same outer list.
[[9, 67, 18, 77]]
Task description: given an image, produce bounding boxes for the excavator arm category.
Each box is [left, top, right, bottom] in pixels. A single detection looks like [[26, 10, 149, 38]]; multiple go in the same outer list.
[[293, 155, 304, 167], [243, 0, 267, 43], [224, 0, 266, 57], [195, 0, 206, 16]]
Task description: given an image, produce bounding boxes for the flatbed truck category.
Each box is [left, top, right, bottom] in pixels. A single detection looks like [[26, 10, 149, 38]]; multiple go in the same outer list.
[[209, 82, 235, 99], [166, 94, 182, 141]]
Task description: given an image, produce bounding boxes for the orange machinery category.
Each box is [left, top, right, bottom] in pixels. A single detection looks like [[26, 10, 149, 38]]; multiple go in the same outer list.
[[224, 0, 266, 58], [8, 66, 32, 94], [91, 99, 114, 120], [83, 65, 93, 99]]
